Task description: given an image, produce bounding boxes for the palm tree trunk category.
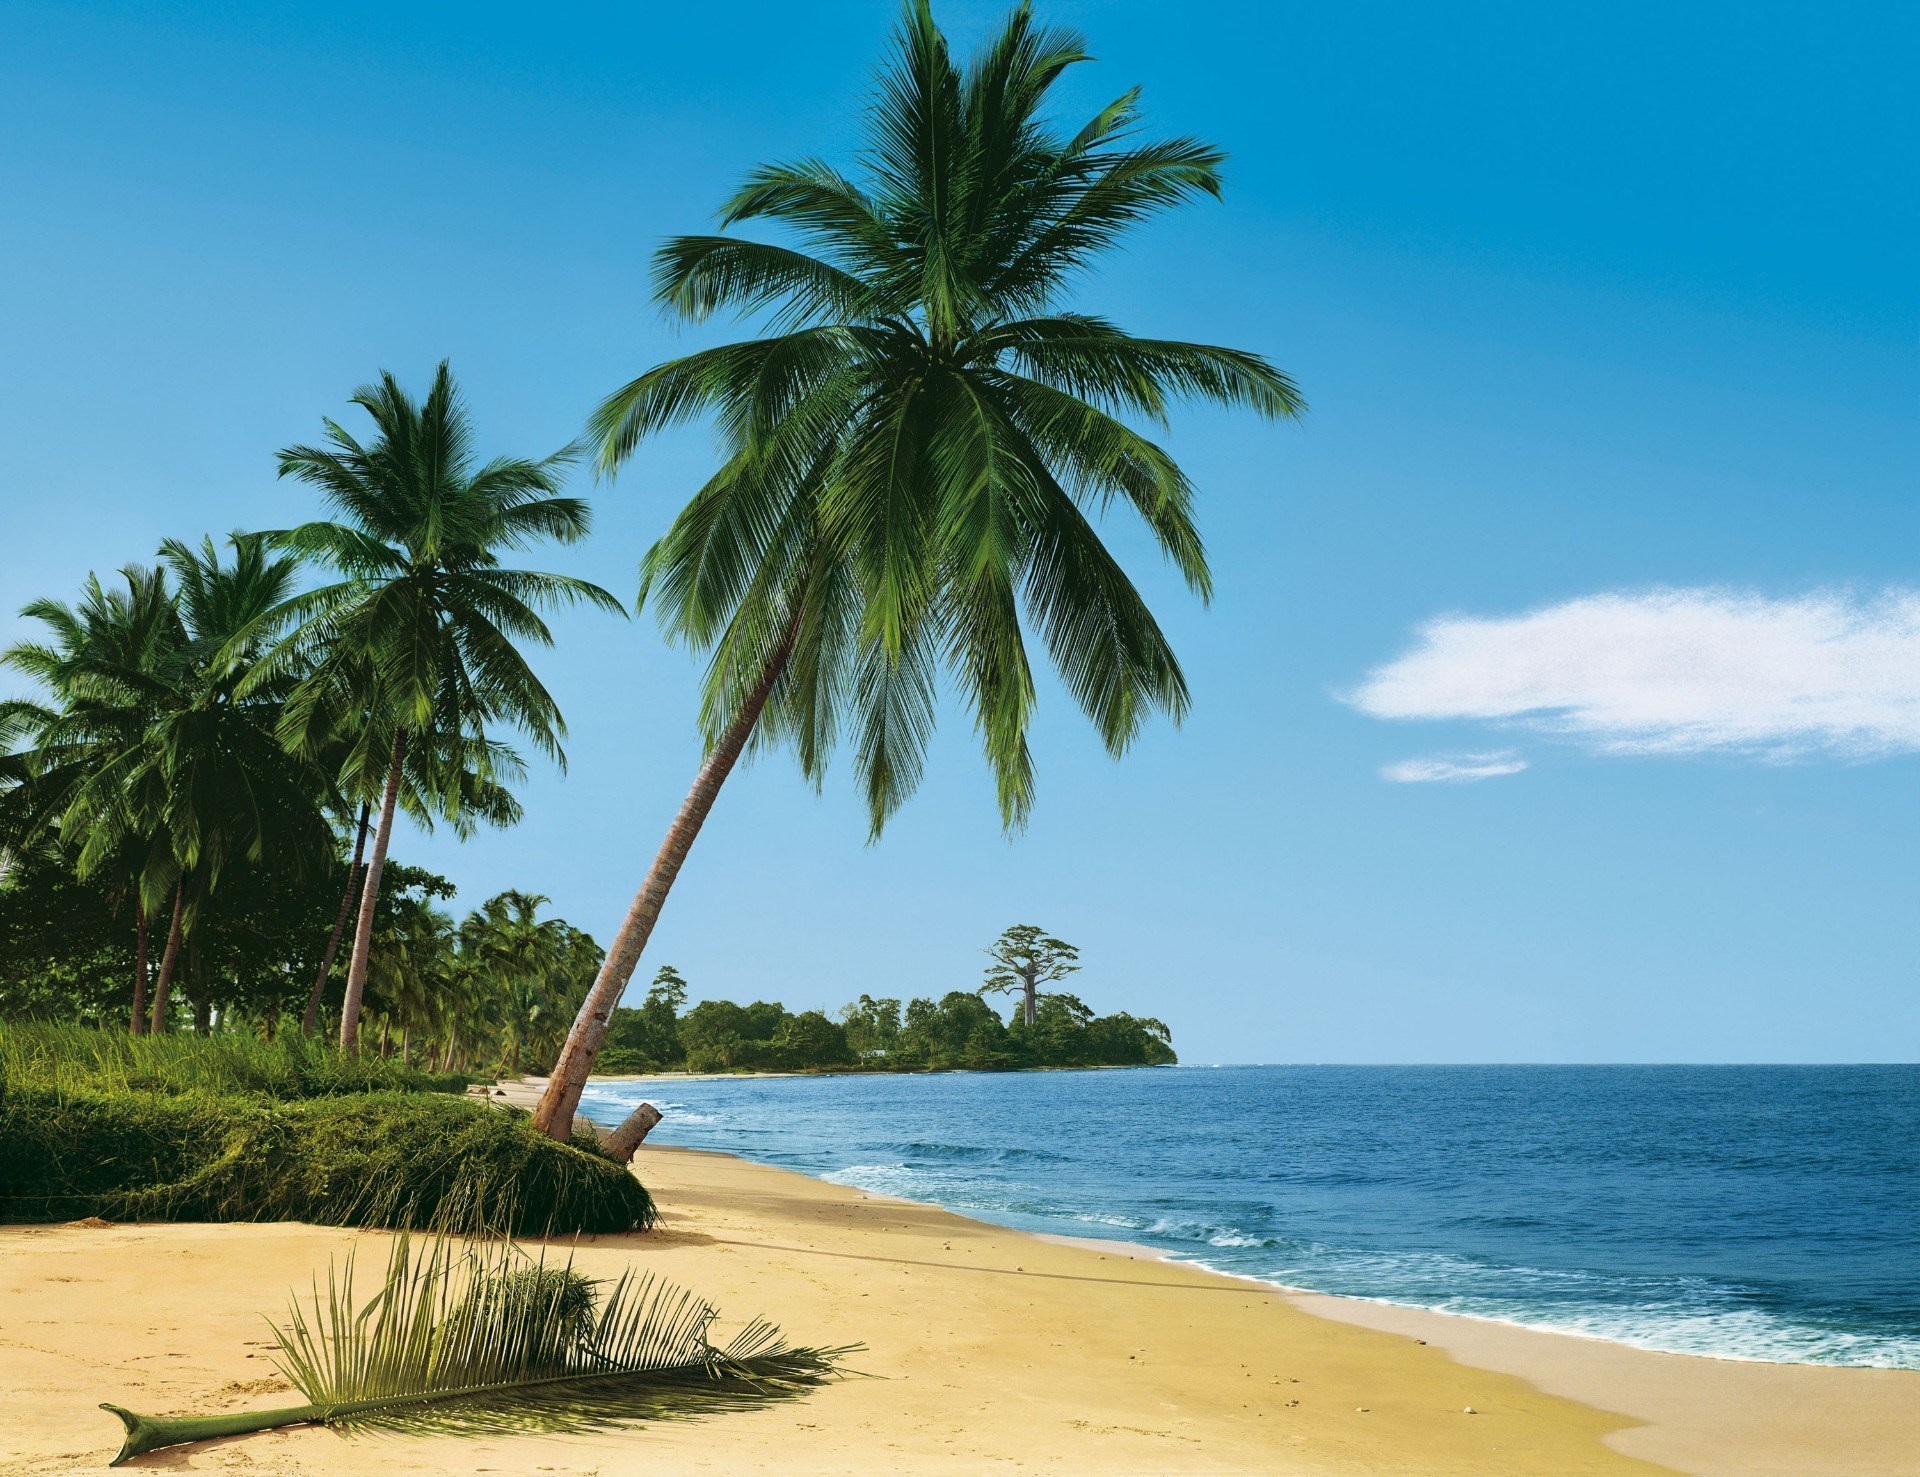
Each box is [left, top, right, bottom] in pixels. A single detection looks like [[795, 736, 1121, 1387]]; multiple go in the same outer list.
[[149, 882, 185, 1035], [303, 802, 371, 1036], [340, 732, 407, 1053], [439, 1030, 457, 1073], [378, 1017, 391, 1057], [399, 1026, 410, 1065], [129, 901, 150, 1036], [533, 631, 796, 1140]]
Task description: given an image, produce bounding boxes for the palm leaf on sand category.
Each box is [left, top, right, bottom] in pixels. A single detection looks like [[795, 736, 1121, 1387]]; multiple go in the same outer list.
[[102, 1232, 859, 1465]]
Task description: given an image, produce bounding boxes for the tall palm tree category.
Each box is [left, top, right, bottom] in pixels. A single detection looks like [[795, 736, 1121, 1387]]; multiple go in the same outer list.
[[108, 535, 334, 1029], [259, 363, 623, 1050], [296, 704, 525, 1038], [533, 0, 1302, 1137], [0, 566, 183, 1030]]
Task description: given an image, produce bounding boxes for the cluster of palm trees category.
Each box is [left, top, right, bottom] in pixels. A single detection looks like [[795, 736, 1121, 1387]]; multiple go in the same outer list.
[[0, 369, 616, 1046], [5, 4, 1301, 1125], [360, 889, 604, 1073]]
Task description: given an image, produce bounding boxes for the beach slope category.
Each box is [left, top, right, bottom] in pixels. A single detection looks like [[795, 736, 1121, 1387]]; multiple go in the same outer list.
[[2, 1142, 1912, 1475]]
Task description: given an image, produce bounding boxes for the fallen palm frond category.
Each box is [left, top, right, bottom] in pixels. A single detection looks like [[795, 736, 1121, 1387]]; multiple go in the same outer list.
[[101, 1230, 860, 1465]]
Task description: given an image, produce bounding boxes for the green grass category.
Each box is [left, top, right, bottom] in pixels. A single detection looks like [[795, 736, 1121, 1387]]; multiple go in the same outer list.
[[0, 1087, 655, 1233], [0, 1021, 470, 1100], [0, 1024, 654, 1235]]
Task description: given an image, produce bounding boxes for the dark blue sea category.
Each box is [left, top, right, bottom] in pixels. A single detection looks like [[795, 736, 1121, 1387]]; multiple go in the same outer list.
[[578, 1064, 1920, 1368]]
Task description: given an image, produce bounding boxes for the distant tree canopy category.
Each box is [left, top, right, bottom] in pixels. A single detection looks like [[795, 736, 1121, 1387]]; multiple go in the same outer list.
[[978, 924, 1081, 1027], [596, 933, 1175, 1075]]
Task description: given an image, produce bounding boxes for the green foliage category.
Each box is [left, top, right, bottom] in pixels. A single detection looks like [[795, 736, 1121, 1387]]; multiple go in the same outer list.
[[679, 998, 785, 1071], [0, 854, 138, 1023], [0, 1087, 652, 1233], [603, 966, 690, 1072], [624, 979, 1172, 1076], [839, 994, 901, 1058], [593, 0, 1302, 839], [980, 923, 1080, 1025], [453, 891, 602, 1074], [0, 849, 458, 1031], [264, 362, 623, 787], [0, 1021, 466, 1100]]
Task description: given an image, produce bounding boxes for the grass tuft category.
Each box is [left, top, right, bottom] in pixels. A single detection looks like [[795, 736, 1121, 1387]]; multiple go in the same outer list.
[[0, 1021, 469, 1100]]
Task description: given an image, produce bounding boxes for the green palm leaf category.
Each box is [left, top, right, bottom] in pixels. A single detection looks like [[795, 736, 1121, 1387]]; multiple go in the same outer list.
[[102, 1230, 859, 1465], [534, 0, 1304, 1140]]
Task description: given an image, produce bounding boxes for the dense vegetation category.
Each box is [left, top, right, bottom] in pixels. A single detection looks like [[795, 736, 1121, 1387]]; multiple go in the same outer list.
[[3, 5, 1266, 1153], [0, 855, 605, 1077], [595, 961, 1176, 1075], [0, 1024, 653, 1232]]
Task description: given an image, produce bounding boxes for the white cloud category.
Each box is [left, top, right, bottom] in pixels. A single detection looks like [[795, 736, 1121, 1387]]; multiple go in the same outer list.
[[1350, 588, 1920, 760], [1382, 752, 1529, 783]]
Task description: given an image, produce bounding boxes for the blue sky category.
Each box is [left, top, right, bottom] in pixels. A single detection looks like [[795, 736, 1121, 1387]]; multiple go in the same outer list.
[[2, 1, 1913, 1062]]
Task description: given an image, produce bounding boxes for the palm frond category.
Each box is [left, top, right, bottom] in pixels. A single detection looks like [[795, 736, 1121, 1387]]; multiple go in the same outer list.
[[102, 1229, 860, 1466]]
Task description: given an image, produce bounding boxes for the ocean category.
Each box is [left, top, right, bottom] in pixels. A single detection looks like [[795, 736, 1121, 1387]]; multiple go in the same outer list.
[[577, 1063, 1920, 1368]]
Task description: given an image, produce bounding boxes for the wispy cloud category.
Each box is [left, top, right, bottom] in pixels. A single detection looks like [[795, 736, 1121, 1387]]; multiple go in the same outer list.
[[1350, 588, 1920, 760], [1382, 752, 1529, 784]]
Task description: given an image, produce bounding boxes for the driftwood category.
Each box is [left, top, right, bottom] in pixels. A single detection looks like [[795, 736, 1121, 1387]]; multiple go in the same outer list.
[[601, 1103, 663, 1165]]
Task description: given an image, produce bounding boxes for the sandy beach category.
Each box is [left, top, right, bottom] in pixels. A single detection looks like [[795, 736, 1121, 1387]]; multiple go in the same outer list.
[[3, 1097, 1916, 1477]]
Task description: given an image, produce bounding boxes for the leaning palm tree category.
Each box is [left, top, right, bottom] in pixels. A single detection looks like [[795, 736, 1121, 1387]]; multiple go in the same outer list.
[[259, 363, 623, 1050], [533, 0, 1302, 1137]]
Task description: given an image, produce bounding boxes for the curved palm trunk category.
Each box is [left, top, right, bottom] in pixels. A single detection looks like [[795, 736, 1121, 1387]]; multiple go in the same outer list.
[[303, 802, 371, 1036], [149, 882, 185, 1035], [129, 902, 150, 1036], [533, 636, 794, 1140], [340, 732, 407, 1053]]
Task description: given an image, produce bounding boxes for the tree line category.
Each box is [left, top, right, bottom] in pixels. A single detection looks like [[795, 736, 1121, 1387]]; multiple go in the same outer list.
[[1, 4, 1294, 1130], [599, 925, 1175, 1074]]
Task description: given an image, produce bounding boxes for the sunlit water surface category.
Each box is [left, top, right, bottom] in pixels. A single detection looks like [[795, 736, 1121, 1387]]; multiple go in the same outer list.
[[580, 1064, 1920, 1367]]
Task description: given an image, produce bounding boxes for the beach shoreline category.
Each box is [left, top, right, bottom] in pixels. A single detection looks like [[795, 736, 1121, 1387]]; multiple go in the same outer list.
[[553, 1075, 1920, 1476], [7, 1084, 1912, 1475]]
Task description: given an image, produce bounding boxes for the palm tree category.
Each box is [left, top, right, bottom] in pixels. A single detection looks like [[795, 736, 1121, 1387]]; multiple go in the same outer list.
[[260, 363, 623, 1051], [0, 566, 183, 1030], [296, 710, 525, 1038], [533, 0, 1302, 1137], [111, 535, 334, 1029], [364, 892, 457, 1061], [459, 891, 600, 1073]]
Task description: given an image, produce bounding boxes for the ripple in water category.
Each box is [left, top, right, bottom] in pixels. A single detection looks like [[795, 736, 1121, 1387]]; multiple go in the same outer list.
[[578, 1065, 1920, 1368]]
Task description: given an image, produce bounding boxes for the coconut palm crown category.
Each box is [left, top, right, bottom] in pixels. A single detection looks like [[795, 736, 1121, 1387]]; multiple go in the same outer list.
[[592, 0, 1303, 834], [259, 362, 623, 1048]]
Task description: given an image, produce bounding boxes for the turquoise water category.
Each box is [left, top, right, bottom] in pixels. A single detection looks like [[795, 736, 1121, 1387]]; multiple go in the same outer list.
[[578, 1064, 1920, 1368]]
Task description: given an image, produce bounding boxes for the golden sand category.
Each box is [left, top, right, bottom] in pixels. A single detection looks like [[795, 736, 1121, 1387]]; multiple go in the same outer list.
[[2, 1130, 1914, 1475]]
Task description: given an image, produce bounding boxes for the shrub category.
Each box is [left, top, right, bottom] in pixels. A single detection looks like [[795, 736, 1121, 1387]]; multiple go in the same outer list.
[[0, 1088, 654, 1234]]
